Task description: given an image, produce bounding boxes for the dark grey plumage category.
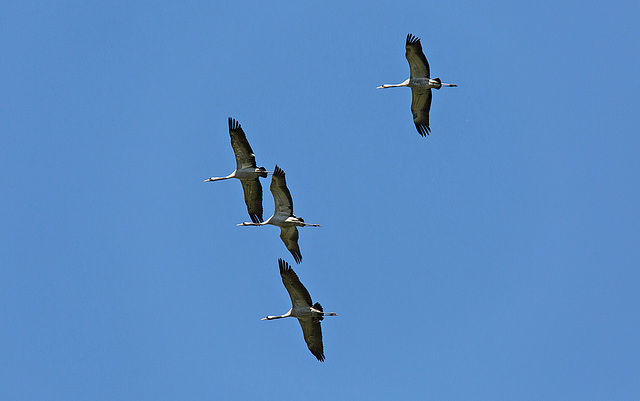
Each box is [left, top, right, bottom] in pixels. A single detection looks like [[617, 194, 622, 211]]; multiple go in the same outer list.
[[378, 34, 456, 137], [237, 166, 320, 263], [406, 33, 430, 78], [278, 259, 326, 361], [228, 118, 267, 223], [270, 166, 302, 263], [406, 34, 433, 136]]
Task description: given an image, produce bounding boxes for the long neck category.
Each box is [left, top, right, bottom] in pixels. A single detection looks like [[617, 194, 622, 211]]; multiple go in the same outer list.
[[238, 220, 269, 226], [238, 215, 273, 226], [204, 174, 234, 182], [377, 79, 410, 89], [264, 315, 287, 320], [263, 309, 292, 320]]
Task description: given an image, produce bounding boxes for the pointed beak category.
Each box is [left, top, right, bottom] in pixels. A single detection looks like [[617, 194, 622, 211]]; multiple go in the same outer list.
[[204, 178, 213, 182]]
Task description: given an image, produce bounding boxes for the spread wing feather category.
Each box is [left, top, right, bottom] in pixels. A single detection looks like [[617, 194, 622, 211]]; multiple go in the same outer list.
[[277, 259, 326, 362], [406, 34, 430, 79], [298, 318, 325, 362], [280, 226, 302, 264], [411, 87, 432, 136], [228, 118, 258, 170], [270, 165, 294, 217], [239, 178, 263, 223], [278, 259, 311, 307]]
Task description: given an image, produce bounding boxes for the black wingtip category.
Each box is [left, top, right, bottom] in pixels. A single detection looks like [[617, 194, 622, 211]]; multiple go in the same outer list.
[[406, 33, 421, 45], [312, 349, 325, 362], [228, 117, 241, 131], [292, 249, 302, 264], [415, 123, 430, 137], [273, 165, 285, 177], [278, 258, 291, 274], [250, 213, 263, 224]]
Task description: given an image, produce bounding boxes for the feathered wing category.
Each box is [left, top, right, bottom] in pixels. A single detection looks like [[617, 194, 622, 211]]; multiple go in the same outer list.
[[277, 259, 326, 361], [280, 226, 302, 264], [228, 117, 258, 170], [411, 87, 433, 136], [405, 33, 430, 79], [239, 178, 263, 223], [298, 318, 325, 361], [270, 165, 294, 217], [278, 259, 312, 307]]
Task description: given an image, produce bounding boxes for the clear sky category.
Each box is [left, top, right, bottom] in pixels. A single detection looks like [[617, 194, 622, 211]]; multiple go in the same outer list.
[[2, 1, 639, 400]]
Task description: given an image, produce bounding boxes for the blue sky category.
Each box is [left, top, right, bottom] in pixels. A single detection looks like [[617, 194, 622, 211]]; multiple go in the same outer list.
[[2, 1, 639, 400]]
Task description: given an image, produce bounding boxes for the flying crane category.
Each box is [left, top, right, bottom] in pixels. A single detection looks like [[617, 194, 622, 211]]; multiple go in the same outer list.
[[378, 34, 457, 136], [238, 165, 320, 263], [204, 118, 269, 223], [262, 259, 337, 361]]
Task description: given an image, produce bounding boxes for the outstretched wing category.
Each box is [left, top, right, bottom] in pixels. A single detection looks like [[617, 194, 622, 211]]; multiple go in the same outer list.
[[270, 165, 294, 217], [280, 226, 302, 264], [278, 259, 311, 307], [405, 33, 430, 79], [239, 178, 263, 223], [411, 87, 432, 136], [298, 318, 324, 362], [228, 117, 258, 170]]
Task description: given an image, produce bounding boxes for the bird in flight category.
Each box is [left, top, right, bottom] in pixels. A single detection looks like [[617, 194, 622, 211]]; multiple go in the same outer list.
[[378, 33, 457, 136], [262, 259, 337, 361], [204, 118, 269, 223], [237, 165, 320, 264]]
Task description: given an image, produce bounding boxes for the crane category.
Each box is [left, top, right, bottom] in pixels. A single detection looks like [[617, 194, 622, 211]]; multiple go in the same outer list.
[[262, 259, 337, 361], [238, 165, 320, 263], [204, 118, 269, 223], [378, 33, 457, 136]]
